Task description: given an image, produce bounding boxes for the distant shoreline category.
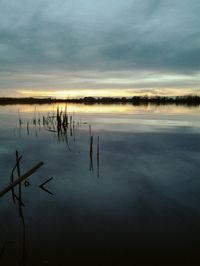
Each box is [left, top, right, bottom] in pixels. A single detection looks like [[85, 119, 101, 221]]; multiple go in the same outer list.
[[0, 96, 200, 106]]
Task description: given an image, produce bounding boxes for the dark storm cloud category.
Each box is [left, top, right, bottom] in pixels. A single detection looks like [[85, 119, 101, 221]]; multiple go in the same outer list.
[[0, 0, 199, 94]]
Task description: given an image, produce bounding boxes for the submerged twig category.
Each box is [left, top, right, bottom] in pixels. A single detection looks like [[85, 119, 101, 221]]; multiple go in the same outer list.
[[10, 155, 22, 203], [39, 177, 54, 195], [16, 150, 23, 217]]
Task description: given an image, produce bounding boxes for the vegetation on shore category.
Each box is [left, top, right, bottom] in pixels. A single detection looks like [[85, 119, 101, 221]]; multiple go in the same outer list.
[[0, 95, 200, 105]]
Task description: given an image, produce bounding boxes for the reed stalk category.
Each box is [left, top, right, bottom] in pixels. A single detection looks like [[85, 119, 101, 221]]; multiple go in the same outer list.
[[97, 136, 100, 178]]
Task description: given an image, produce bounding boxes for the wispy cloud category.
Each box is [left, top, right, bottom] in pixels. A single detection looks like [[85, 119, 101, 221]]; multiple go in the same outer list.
[[0, 0, 200, 96]]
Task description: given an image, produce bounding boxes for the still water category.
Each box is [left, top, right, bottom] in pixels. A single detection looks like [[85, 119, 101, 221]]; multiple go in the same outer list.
[[0, 103, 200, 265]]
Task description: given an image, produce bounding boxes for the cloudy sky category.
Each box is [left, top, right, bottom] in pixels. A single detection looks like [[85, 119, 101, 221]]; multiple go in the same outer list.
[[0, 0, 200, 97]]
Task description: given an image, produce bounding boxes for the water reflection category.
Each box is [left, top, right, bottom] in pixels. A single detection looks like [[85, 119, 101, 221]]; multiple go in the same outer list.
[[0, 103, 200, 265], [0, 149, 46, 266], [1, 102, 200, 115]]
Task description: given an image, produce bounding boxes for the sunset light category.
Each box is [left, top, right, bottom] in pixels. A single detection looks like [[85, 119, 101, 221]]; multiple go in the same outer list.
[[1, 0, 200, 265]]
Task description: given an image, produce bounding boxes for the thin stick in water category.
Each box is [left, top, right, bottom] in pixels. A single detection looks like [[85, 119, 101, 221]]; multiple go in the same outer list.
[[0, 161, 44, 198], [10, 155, 22, 203], [16, 150, 23, 217], [97, 136, 100, 178], [89, 135, 94, 172], [27, 122, 30, 135]]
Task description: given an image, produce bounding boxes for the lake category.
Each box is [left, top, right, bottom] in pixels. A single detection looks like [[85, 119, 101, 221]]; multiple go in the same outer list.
[[0, 103, 200, 265]]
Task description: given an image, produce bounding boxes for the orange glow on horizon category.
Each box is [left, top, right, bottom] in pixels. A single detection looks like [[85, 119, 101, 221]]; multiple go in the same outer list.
[[18, 89, 127, 98], [17, 88, 200, 99]]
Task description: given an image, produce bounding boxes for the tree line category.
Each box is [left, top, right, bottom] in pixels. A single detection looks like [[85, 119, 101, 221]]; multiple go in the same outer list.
[[0, 95, 200, 105]]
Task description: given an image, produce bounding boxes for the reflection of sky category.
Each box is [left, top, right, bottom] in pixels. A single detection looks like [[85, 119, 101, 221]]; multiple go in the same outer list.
[[1, 103, 200, 133], [0, 104, 200, 264], [1, 102, 200, 114]]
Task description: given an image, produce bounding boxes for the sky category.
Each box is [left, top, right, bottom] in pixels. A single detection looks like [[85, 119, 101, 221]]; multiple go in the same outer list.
[[0, 0, 200, 98]]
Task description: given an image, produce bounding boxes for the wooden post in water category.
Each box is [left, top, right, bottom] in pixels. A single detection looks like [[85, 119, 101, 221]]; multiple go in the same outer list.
[[89, 135, 94, 172], [97, 136, 100, 178]]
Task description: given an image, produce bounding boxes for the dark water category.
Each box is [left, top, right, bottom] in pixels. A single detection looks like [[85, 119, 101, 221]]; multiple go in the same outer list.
[[0, 103, 200, 265]]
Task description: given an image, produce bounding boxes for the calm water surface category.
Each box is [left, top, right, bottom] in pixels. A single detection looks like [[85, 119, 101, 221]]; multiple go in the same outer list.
[[0, 103, 200, 265]]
